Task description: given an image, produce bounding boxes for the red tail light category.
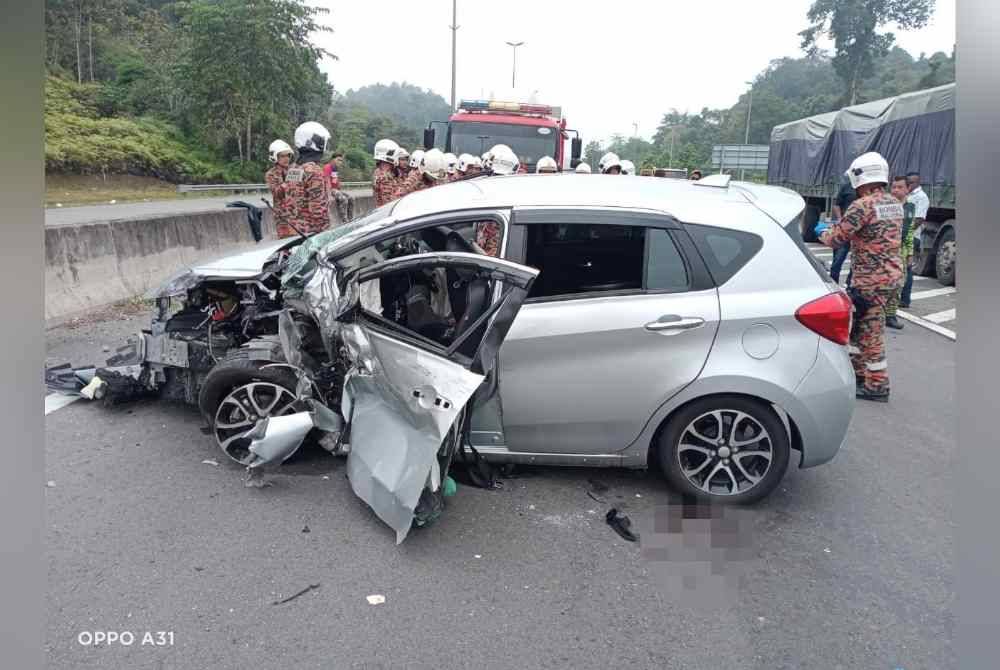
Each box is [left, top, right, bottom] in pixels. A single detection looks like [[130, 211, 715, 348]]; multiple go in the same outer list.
[[795, 292, 852, 345]]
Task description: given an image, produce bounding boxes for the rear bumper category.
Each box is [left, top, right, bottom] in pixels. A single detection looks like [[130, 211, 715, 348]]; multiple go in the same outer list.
[[790, 338, 855, 468]]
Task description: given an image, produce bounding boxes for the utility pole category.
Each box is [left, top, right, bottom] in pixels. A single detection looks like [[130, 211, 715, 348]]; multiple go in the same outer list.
[[632, 122, 639, 137], [450, 0, 459, 111], [669, 127, 676, 168], [742, 81, 753, 181], [506, 41, 524, 89]]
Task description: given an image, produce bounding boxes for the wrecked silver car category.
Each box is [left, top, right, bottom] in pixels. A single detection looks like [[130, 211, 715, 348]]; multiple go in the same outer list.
[[49, 204, 538, 542]]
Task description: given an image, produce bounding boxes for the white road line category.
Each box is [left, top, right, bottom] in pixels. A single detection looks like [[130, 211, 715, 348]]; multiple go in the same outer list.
[[909, 287, 957, 300], [897, 310, 957, 341], [45, 393, 80, 415], [923, 308, 957, 324]]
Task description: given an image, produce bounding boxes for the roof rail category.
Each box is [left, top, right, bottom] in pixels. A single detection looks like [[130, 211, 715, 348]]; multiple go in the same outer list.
[[693, 174, 731, 188]]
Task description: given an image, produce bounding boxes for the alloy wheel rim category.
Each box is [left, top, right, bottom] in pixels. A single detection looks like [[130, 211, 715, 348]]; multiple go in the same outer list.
[[214, 382, 298, 465], [676, 409, 774, 496]]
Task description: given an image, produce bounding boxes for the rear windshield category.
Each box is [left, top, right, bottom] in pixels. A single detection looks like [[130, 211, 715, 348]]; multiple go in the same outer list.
[[782, 213, 832, 281]]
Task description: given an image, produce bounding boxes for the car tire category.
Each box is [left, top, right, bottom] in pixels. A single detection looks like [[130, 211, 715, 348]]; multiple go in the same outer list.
[[197, 349, 298, 424], [934, 228, 956, 286], [656, 395, 790, 504], [911, 239, 936, 278]]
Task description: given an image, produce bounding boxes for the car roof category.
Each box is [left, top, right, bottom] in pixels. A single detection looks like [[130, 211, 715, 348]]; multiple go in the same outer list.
[[389, 173, 804, 228]]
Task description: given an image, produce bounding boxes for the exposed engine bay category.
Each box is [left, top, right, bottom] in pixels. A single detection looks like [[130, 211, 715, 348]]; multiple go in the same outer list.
[[47, 215, 538, 543]]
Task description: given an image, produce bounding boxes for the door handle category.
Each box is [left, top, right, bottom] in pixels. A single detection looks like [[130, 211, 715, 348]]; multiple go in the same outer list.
[[644, 316, 705, 332]]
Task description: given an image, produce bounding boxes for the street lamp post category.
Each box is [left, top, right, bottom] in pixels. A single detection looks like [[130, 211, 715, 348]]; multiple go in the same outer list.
[[506, 41, 524, 89], [449, 0, 459, 111], [742, 80, 753, 181]]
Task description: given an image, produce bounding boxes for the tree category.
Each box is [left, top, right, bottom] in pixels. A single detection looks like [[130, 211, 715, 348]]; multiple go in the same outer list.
[[583, 140, 603, 171], [180, 0, 334, 162], [799, 0, 935, 105]]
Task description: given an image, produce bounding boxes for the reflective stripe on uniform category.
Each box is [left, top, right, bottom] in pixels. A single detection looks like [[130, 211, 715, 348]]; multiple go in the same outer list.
[[866, 360, 888, 371]]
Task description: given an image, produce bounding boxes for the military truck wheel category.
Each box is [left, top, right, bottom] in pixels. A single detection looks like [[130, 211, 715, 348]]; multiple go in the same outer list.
[[911, 240, 936, 278], [934, 228, 956, 286]]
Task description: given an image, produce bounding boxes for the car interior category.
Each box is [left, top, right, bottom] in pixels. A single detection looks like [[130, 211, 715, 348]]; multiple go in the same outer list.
[[357, 221, 501, 356]]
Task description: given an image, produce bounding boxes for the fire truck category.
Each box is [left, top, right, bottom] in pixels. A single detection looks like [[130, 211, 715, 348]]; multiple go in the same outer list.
[[424, 99, 583, 172]]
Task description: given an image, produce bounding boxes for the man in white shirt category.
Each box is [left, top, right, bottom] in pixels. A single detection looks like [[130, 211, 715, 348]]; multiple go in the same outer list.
[[904, 171, 931, 307]]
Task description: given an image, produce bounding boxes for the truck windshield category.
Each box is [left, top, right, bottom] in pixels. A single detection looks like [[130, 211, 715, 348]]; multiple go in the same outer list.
[[449, 121, 560, 169]]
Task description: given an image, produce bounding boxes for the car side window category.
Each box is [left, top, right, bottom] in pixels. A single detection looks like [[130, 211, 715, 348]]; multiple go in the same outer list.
[[645, 229, 689, 291], [525, 223, 646, 299], [683, 223, 763, 285]]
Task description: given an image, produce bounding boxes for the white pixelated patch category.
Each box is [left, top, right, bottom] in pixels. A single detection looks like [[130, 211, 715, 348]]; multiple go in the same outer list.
[[874, 203, 904, 220]]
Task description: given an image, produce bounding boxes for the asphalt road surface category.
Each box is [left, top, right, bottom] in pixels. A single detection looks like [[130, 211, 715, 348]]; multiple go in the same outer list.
[[45, 190, 373, 228], [44, 308, 955, 669]]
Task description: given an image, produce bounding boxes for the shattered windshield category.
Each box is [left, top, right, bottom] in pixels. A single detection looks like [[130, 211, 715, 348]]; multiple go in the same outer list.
[[281, 203, 395, 285]]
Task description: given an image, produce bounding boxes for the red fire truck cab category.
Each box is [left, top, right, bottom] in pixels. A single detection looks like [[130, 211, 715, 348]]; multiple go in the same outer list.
[[425, 99, 583, 173]]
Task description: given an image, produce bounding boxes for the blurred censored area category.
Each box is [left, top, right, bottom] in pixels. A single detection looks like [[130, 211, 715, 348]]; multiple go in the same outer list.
[[640, 503, 759, 611]]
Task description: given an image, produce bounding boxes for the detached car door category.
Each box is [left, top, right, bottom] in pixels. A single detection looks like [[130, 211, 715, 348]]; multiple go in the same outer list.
[[337, 252, 538, 543], [497, 208, 721, 456]]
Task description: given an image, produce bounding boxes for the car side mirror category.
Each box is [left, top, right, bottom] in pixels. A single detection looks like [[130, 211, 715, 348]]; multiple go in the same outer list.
[[424, 127, 436, 151], [571, 137, 582, 163]]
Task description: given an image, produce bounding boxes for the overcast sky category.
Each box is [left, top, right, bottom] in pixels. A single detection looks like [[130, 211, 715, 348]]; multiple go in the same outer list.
[[313, 1, 955, 145]]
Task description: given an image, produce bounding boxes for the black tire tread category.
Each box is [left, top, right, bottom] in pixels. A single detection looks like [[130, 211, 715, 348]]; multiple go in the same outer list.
[[197, 348, 298, 423]]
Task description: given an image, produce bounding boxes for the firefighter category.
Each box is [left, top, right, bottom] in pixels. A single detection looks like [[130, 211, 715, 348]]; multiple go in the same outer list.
[[814, 151, 903, 402], [442, 152, 460, 181], [488, 145, 520, 175], [481, 149, 494, 173], [372, 138, 400, 207], [282, 122, 331, 237], [457, 153, 475, 175], [536, 156, 558, 173], [599, 152, 622, 174], [392, 147, 447, 199], [395, 147, 411, 179], [575, 162, 592, 173], [620, 159, 636, 176], [264, 139, 297, 238]]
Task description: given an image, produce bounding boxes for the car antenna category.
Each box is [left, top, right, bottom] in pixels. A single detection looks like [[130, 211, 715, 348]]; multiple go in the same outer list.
[[260, 198, 309, 240]]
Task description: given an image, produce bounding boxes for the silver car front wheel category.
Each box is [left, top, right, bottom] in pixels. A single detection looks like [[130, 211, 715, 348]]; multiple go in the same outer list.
[[214, 382, 299, 465]]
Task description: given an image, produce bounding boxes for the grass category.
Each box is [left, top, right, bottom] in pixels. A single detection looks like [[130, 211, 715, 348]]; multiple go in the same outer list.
[[44, 174, 243, 207]]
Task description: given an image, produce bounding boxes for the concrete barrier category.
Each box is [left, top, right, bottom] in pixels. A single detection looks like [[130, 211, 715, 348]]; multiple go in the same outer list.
[[45, 192, 375, 322]]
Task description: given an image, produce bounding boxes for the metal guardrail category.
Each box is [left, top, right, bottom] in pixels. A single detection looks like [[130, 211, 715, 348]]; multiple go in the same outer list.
[[177, 182, 372, 193]]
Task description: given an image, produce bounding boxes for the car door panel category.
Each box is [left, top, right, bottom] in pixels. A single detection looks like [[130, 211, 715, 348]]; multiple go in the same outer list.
[[499, 289, 720, 455]]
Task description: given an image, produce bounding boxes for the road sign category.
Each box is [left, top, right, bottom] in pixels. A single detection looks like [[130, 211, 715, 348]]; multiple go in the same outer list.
[[712, 144, 769, 171]]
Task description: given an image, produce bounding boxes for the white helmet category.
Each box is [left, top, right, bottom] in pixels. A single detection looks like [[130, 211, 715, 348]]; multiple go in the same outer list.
[[620, 159, 636, 176], [395, 146, 410, 166], [420, 148, 448, 180], [472, 156, 484, 169], [575, 162, 592, 173], [293, 121, 330, 153], [457, 153, 476, 172], [536, 156, 558, 173], [374, 138, 400, 164], [481, 150, 493, 171], [443, 152, 459, 174], [489, 144, 519, 175], [847, 151, 890, 190], [409, 149, 425, 169], [598, 152, 621, 174], [268, 139, 293, 163]]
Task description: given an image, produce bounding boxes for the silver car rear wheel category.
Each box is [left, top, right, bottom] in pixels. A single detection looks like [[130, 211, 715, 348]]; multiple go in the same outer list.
[[658, 396, 790, 504], [677, 410, 774, 496]]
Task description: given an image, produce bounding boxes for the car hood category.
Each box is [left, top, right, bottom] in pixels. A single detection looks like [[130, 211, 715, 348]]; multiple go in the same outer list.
[[148, 238, 302, 298]]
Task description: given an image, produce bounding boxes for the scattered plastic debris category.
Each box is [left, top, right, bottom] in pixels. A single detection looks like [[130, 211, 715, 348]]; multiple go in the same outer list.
[[79, 377, 106, 400], [366, 594, 386, 605], [321, 475, 330, 480], [823, 547, 832, 554], [109, 199, 117, 204], [301, 524, 311, 534], [443, 476, 458, 497], [635, 493, 642, 498], [474, 554, 481, 559], [528, 504, 536, 510], [102, 345, 111, 353], [606, 508, 639, 542], [272, 583, 320, 605], [587, 491, 606, 504], [46, 480, 56, 488], [201, 459, 219, 467]]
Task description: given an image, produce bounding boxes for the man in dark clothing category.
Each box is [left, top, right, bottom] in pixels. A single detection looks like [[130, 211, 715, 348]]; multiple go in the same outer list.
[[828, 171, 856, 283]]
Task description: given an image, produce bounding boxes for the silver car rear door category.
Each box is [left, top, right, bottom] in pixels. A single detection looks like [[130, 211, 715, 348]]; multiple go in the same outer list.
[[496, 208, 721, 456], [338, 252, 538, 542]]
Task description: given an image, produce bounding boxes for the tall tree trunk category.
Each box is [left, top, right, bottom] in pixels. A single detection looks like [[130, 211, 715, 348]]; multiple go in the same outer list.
[[87, 13, 94, 82], [75, 2, 83, 84], [246, 113, 252, 163]]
